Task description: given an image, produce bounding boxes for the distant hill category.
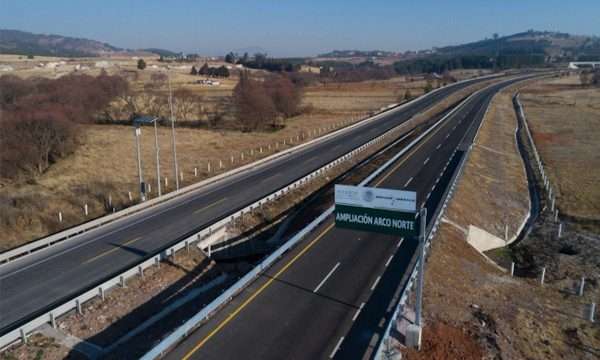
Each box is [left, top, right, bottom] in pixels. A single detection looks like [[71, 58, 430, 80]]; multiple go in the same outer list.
[[0, 29, 124, 57], [141, 48, 180, 58], [318, 50, 396, 58], [436, 30, 600, 61], [0, 29, 180, 58]]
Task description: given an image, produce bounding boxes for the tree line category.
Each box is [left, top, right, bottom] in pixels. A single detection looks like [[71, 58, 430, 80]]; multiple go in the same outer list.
[[191, 63, 230, 77]]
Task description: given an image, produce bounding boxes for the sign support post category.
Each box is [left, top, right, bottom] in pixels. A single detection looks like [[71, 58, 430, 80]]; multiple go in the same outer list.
[[412, 207, 427, 350]]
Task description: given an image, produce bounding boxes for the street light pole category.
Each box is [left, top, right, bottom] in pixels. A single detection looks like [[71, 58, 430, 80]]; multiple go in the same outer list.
[[133, 125, 146, 202], [153, 119, 162, 197], [168, 71, 180, 190]]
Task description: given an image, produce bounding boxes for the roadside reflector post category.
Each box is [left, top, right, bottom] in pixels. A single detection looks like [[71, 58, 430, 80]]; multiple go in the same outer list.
[[120, 276, 126, 288], [219, 160, 223, 169], [164, 177, 168, 188], [207, 162, 211, 173], [108, 194, 112, 207], [84, 204, 88, 216], [180, 171, 183, 182], [540, 267, 546, 286], [99, 287, 105, 301], [510, 262, 515, 277], [128, 191, 133, 201], [194, 167, 198, 177], [58, 211, 63, 223], [558, 223, 563, 238], [138, 266, 144, 279]]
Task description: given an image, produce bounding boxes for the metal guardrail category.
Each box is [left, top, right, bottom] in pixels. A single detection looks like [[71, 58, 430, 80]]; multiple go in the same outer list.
[[139, 87, 478, 360]]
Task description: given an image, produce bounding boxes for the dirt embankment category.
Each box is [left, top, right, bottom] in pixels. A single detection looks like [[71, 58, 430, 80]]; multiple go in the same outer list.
[[402, 77, 600, 360]]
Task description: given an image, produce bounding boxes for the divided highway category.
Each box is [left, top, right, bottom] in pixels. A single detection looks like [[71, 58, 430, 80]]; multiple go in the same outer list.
[[163, 76, 532, 360], [0, 75, 496, 336]]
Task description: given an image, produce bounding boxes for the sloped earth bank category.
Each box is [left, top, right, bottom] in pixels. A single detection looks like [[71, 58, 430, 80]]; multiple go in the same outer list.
[[401, 78, 600, 360]]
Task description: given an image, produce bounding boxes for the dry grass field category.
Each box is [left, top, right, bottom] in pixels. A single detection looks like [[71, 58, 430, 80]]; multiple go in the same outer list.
[[520, 75, 600, 219]]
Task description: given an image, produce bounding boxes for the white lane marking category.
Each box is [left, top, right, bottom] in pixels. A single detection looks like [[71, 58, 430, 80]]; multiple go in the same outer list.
[[352, 302, 366, 321], [423, 157, 430, 165], [314, 262, 341, 293], [371, 275, 382, 291], [404, 177, 413, 187], [385, 255, 394, 267], [446, 133, 450, 139], [436, 144, 441, 150], [397, 238, 404, 248], [330, 336, 345, 358]]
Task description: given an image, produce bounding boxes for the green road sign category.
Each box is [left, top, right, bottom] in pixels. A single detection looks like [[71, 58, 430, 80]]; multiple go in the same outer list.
[[334, 185, 418, 237]]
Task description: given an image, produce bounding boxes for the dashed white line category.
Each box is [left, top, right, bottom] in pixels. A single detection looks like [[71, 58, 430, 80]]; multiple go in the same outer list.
[[436, 144, 441, 150], [352, 302, 366, 321], [314, 262, 341, 293], [396, 238, 404, 248], [330, 337, 345, 358], [446, 134, 450, 139], [404, 177, 413, 187], [385, 255, 394, 267], [423, 157, 430, 165], [371, 275, 381, 291]]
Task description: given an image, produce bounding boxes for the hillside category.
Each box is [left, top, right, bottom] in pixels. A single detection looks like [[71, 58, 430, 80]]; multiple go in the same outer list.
[[437, 30, 600, 61], [0, 29, 124, 57], [0, 29, 179, 58]]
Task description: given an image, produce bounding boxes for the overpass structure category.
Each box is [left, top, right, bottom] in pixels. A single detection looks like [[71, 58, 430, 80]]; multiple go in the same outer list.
[[568, 61, 600, 69]]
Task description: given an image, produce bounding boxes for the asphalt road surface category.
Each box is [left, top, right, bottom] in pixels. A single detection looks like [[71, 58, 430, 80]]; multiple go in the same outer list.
[[0, 75, 498, 335], [164, 76, 532, 360]]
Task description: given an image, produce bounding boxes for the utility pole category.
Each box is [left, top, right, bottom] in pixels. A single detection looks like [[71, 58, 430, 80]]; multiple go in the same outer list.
[[168, 70, 180, 190], [153, 119, 162, 197], [134, 125, 146, 201]]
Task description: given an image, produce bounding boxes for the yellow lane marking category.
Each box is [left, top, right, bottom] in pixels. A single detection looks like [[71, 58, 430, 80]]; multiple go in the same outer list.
[[374, 119, 452, 187], [181, 222, 336, 360], [82, 236, 142, 264], [193, 197, 227, 215]]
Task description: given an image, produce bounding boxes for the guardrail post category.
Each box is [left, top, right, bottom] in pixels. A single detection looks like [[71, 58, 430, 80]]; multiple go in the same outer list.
[[579, 277, 586, 296], [76, 299, 82, 315], [20, 328, 27, 344], [50, 312, 56, 328], [588, 303, 596, 322]]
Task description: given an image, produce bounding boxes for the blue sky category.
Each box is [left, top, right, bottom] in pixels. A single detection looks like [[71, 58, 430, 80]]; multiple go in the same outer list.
[[1, 0, 599, 56]]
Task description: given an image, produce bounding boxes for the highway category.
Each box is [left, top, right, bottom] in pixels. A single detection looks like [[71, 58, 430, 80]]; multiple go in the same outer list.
[[163, 76, 531, 360], [0, 76, 497, 335]]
